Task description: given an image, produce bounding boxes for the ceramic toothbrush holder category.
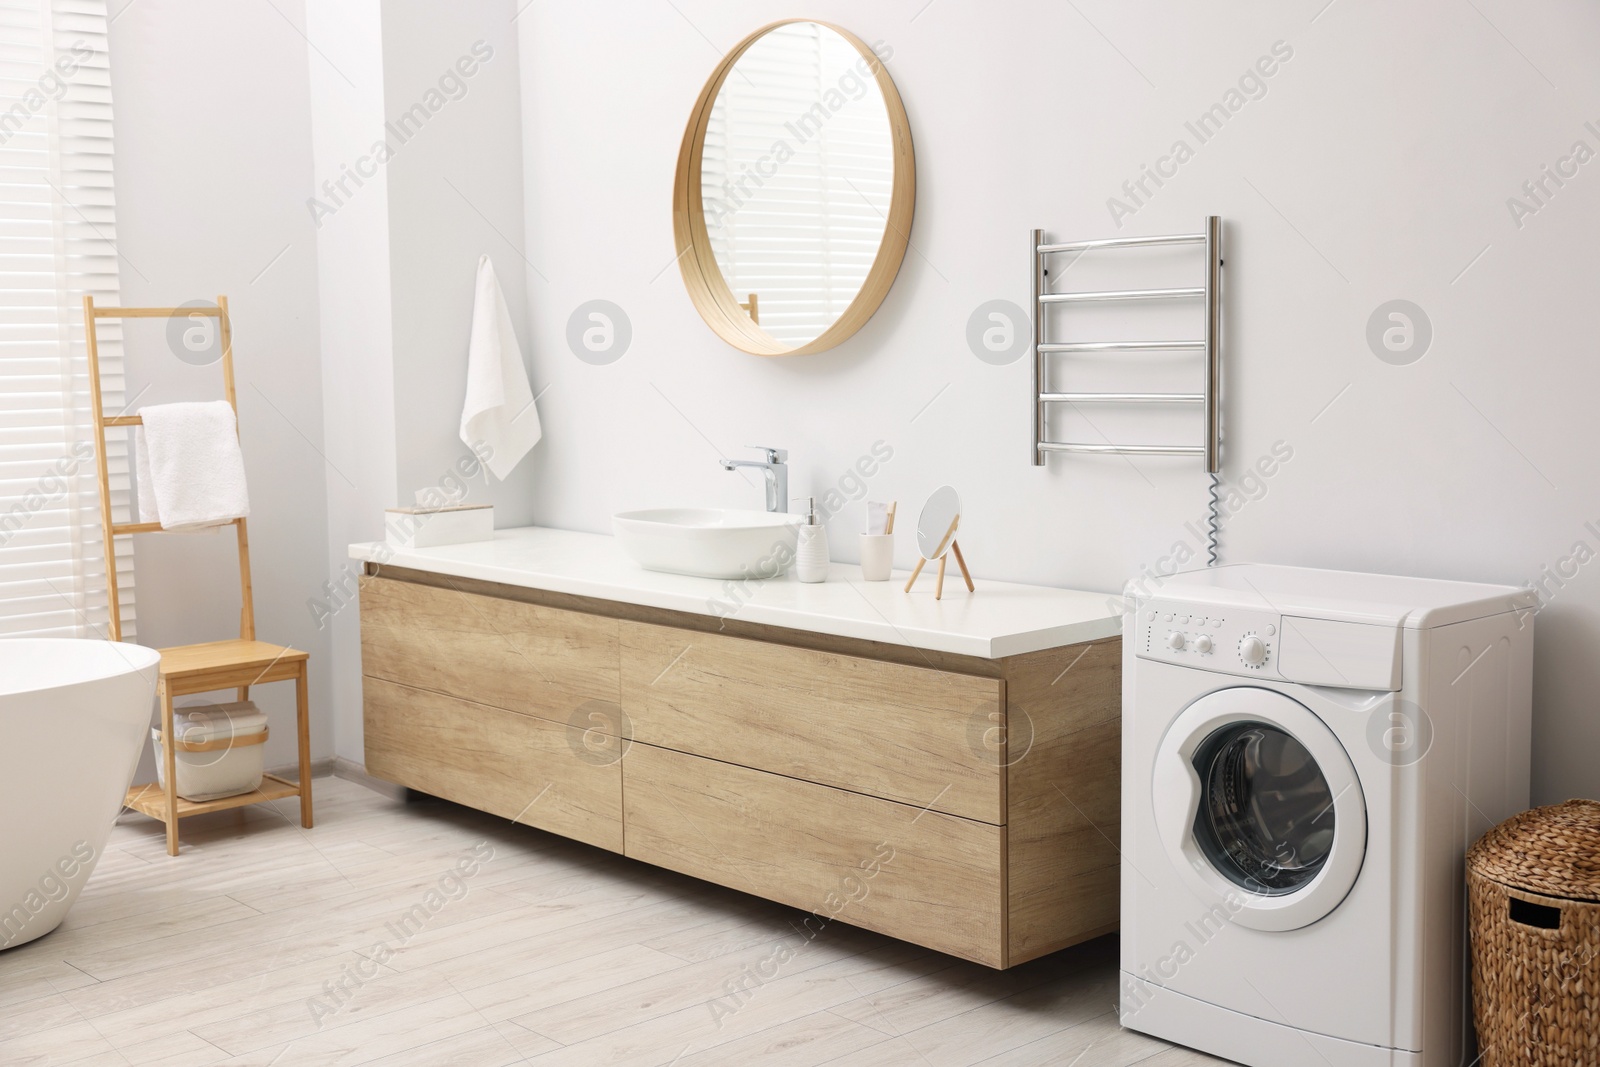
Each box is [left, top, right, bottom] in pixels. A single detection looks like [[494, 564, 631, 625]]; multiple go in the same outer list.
[[859, 533, 894, 582]]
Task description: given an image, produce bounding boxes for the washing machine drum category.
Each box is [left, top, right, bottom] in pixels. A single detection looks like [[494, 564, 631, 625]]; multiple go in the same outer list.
[[1153, 688, 1367, 932], [1195, 723, 1337, 894]]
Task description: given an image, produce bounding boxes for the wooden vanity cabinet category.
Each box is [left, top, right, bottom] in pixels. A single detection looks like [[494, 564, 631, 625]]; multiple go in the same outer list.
[[359, 568, 1120, 968]]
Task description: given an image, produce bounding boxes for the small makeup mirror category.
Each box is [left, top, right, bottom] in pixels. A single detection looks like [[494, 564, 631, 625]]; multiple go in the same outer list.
[[904, 485, 974, 599], [915, 486, 960, 560]]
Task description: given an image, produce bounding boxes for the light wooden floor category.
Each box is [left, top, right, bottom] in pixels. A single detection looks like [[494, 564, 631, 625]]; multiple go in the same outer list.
[[0, 776, 1235, 1067]]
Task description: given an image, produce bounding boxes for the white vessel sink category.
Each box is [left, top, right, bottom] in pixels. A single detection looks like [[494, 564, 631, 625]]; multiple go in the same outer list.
[[613, 508, 803, 580]]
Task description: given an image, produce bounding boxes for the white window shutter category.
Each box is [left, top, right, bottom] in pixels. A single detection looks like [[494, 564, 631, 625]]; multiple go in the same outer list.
[[0, 0, 135, 640]]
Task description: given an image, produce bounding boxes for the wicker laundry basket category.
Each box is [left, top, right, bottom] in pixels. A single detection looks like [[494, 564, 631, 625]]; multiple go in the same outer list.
[[1467, 799, 1600, 1066]]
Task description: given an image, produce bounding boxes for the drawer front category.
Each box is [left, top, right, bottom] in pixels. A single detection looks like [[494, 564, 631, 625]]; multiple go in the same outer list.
[[364, 676, 622, 852], [361, 577, 619, 727], [623, 743, 1006, 966], [620, 621, 1005, 823]]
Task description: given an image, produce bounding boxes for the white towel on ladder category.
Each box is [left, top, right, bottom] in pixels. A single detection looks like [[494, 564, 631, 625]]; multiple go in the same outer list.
[[134, 400, 250, 530], [460, 254, 542, 480]]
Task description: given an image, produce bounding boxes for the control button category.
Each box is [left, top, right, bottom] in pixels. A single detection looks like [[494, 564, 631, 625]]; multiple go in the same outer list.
[[1239, 635, 1268, 668], [1193, 635, 1214, 654], [1145, 611, 1156, 622], [1167, 631, 1186, 651], [1263, 623, 1277, 637], [1161, 613, 1173, 623], [1178, 615, 1190, 625], [1209, 618, 1224, 628]]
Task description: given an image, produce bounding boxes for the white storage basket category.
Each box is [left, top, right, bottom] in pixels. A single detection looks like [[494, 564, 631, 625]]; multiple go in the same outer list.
[[153, 701, 269, 802]]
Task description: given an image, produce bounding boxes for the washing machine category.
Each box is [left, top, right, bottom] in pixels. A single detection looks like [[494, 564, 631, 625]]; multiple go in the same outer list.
[[1120, 563, 1535, 1067]]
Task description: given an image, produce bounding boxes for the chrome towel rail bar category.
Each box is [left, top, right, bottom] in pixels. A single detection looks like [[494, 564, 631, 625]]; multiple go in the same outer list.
[[1037, 340, 1205, 353], [1038, 442, 1206, 456], [1039, 392, 1204, 404], [1037, 232, 1206, 253], [1030, 216, 1223, 472], [1038, 287, 1205, 303]]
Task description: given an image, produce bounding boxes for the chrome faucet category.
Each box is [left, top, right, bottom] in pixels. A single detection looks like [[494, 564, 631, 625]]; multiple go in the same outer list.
[[721, 446, 788, 513]]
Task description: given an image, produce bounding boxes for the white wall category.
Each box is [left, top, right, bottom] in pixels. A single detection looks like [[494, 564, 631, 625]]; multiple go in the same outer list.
[[382, 3, 531, 514], [103, 1, 1600, 804], [307, 0, 527, 765], [513, 0, 1600, 804], [108, 0, 333, 778], [304, 0, 397, 768]]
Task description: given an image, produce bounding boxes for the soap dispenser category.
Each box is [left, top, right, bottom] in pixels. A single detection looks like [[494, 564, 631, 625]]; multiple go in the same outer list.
[[794, 497, 829, 583]]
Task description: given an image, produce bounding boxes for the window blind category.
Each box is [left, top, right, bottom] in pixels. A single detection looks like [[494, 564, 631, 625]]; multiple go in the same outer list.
[[701, 23, 895, 348], [0, 0, 134, 640]]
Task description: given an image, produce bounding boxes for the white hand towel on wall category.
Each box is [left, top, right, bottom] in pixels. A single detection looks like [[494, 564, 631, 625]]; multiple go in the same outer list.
[[461, 254, 542, 480], [134, 401, 250, 530]]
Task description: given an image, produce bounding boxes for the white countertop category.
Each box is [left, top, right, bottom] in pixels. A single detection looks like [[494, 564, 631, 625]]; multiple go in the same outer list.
[[349, 526, 1123, 659]]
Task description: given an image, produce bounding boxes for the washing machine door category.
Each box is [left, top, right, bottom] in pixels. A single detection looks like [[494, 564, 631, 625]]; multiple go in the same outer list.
[[1151, 687, 1366, 932]]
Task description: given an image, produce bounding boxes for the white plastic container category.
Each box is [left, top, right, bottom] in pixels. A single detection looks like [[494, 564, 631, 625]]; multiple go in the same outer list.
[[152, 701, 268, 802]]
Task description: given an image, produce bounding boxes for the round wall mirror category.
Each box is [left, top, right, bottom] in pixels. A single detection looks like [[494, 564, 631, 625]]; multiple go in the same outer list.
[[673, 20, 915, 356]]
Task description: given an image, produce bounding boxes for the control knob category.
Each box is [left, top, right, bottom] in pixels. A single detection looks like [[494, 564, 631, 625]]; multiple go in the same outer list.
[[1193, 635, 1214, 654], [1239, 635, 1268, 668], [1166, 631, 1186, 651]]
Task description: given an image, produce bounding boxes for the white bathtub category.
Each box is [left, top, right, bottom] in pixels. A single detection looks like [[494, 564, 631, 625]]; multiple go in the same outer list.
[[1, 638, 160, 951]]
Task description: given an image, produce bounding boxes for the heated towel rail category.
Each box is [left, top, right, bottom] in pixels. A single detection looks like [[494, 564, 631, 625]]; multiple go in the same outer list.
[[1030, 216, 1223, 472]]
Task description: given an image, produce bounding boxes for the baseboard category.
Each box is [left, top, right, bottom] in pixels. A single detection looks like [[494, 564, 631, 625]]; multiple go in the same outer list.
[[330, 756, 407, 801], [265, 757, 336, 781]]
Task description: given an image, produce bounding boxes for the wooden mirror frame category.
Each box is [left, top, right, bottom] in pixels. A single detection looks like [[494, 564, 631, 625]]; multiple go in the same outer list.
[[672, 20, 916, 357]]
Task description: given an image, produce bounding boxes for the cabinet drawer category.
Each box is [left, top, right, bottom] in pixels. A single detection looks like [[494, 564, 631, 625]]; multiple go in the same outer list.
[[623, 743, 1006, 967], [364, 676, 622, 852], [361, 577, 619, 726], [620, 621, 1005, 823]]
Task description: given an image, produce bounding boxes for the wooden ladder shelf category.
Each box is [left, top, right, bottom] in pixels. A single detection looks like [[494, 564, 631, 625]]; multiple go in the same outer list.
[[85, 295, 314, 855]]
